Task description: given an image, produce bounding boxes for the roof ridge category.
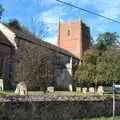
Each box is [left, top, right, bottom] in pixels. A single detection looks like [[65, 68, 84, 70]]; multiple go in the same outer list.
[[10, 28, 79, 60]]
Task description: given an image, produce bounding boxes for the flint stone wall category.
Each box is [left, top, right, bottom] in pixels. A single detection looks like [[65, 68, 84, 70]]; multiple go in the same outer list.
[[12, 34, 78, 90], [0, 29, 79, 90], [0, 95, 120, 120]]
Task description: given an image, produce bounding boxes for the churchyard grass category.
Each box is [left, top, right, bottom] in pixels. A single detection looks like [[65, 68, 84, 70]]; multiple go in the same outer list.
[[0, 90, 120, 99], [28, 91, 45, 95], [71, 116, 120, 120], [28, 91, 77, 95], [0, 91, 79, 95], [0, 90, 14, 95]]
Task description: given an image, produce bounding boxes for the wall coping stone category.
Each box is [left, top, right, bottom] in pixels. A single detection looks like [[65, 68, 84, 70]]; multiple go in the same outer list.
[[0, 94, 108, 102]]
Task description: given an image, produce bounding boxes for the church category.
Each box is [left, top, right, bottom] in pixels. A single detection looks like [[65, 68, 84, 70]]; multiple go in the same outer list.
[[0, 20, 90, 90], [58, 20, 90, 58]]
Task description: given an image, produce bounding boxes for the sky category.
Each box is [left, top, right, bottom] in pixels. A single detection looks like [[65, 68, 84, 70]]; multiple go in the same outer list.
[[1, 0, 120, 45]]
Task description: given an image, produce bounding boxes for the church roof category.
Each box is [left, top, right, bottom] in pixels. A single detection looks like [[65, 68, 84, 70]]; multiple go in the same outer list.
[[10, 27, 80, 60]]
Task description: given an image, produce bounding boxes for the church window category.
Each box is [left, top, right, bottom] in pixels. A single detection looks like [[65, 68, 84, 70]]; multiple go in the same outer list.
[[67, 29, 71, 37]]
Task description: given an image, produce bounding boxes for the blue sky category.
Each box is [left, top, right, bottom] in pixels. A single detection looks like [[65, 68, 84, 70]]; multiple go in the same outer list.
[[1, 0, 120, 45]]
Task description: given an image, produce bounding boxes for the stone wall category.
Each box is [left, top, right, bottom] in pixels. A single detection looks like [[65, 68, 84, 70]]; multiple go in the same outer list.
[[12, 36, 78, 90], [0, 27, 79, 90], [0, 95, 120, 120], [0, 43, 13, 89]]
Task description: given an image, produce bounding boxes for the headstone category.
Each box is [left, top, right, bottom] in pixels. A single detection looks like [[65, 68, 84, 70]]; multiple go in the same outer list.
[[47, 86, 54, 93], [89, 87, 95, 94], [68, 84, 73, 92], [97, 86, 104, 95], [15, 82, 27, 95], [76, 87, 81, 93], [82, 88, 87, 94], [0, 79, 3, 91]]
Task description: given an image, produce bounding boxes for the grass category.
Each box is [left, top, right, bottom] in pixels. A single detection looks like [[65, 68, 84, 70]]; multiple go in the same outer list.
[[71, 116, 120, 120], [54, 91, 78, 96], [0, 90, 14, 95], [28, 91, 45, 95], [0, 90, 83, 96], [28, 91, 77, 95], [0, 90, 119, 100]]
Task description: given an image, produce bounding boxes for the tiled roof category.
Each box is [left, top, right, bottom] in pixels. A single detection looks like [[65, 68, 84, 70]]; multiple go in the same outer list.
[[10, 28, 80, 60]]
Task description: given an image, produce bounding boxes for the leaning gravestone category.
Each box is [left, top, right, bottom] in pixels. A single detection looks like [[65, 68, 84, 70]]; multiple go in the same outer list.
[[15, 82, 28, 95], [0, 79, 3, 91], [47, 86, 54, 93], [97, 86, 104, 95], [89, 87, 95, 94], [82, 88, 87, 94]]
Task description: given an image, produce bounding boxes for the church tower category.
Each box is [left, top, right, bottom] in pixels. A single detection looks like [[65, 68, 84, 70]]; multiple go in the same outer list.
[[58, 20, 90, 58]]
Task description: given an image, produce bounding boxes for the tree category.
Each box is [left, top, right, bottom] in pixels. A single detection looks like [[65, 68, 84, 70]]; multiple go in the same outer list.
[[31, 18, 49, 39], [75, 48, 100, 87], [12, 41, 54, 91], [96, 32, 119, 47], [3, 18, 52, 91], [6, 19, 53, 91], [4, 19, 29, 32], [5, 18, 49, 40], [0, 4, 4, 20], [75, 47, 120, 88]]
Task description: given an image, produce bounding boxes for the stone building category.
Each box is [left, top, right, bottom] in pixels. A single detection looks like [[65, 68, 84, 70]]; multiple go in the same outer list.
[[58, 20, 90, 58], [0, 23, 79, 90]]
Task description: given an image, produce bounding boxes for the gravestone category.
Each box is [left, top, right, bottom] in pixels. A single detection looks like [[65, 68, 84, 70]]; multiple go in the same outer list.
[[89, 87, 95, 94], [76, 87, 81, 93], [82, 88, 87, 94], [0, 79, 3, 90], [15, 82, 28, 95], [97, 86, 104, 95], [47, 86, 54, 93], [68, 84, 73, 92]]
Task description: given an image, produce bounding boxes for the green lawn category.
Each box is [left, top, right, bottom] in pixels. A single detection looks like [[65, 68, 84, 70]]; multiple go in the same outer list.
[[0, 90, 14, 95], [0, 90, 119, 100], [28, 91, 45, 95], [0, 91, 82, 96], [71, 116, 120, 120]]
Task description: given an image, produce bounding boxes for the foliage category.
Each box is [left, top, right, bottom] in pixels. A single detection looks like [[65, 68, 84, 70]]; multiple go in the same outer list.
[[96, 32, 119, 47], [71, 116, 120, 120], [12, 41, 54, 90], [3, 19, 51, 90], [4, 18, 48, 39], [75, 47, 120, 86], [75, 31, 120, 86], [0, 4, 4, 20], [4, 19, 30, 32], [6, 19, 22, 30]]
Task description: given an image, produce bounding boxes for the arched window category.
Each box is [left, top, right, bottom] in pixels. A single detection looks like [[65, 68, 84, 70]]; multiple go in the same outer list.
[[67, 29, 71, 37]]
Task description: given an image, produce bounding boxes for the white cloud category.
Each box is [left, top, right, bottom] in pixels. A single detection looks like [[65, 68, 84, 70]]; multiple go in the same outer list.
[[40, 5, 66, 24], [37, 5, 67, 43], [44, 36, 57, 45], [34, 0, 120, 44], [33, 0, 120, 24], [91, 0, 120, 19]]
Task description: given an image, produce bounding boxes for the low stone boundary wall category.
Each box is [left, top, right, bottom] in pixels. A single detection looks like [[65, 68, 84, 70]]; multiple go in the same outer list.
[[0, 95, 120, 120], [0, 94, 104, 102]]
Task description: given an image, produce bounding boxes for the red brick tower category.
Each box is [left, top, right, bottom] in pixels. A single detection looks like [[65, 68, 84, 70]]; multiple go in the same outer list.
[[58, 20, 90, 58]]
